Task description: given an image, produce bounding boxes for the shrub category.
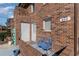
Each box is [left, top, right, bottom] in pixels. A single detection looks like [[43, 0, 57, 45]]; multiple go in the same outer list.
[[0, 32, 7, 41]]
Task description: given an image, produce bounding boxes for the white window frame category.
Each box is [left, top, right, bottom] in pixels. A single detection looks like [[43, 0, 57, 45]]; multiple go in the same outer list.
[[43, 17, 52, 32], [31, 4, 35, 13], [21, 23, 30, 42]]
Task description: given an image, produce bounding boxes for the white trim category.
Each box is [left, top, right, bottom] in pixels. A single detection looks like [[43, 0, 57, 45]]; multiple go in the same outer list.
[[31, 23, 36, 42], [43, 3, 46, 5], [31, 4, 35, 13], [43, 21, 45, 30], [44, 30, 51, 32]]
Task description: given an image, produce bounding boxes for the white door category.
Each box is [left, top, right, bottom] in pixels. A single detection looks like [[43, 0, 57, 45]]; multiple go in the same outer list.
[[31, 23, 36, 42], [21, 23, 30, 42]]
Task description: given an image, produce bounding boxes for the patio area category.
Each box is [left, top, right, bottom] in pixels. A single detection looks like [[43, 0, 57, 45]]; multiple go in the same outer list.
[[0, 44, 20, 56]]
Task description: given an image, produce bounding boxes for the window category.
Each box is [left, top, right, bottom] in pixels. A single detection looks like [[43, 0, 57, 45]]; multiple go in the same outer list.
[[31, 4, 35, 13], [43, 17, 52, 32]]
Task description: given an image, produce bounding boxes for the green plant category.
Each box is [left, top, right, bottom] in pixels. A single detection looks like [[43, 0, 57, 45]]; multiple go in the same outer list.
[[0, 32, 7, 41], [0, 29, 11, 41]]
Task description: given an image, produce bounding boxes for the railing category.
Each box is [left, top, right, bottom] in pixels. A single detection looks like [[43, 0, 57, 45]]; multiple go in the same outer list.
[[52, 46, 67, 56]]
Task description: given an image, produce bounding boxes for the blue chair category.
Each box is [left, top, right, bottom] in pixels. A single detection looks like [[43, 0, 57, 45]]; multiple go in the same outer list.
[[38, 37, 52, 55], [13, 48, 20, 56]]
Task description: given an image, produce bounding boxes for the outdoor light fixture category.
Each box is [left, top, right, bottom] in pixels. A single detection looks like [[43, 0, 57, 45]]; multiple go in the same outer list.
[[60, 16, 71, 22]]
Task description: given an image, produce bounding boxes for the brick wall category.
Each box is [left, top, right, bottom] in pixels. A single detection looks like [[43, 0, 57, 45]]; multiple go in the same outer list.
[[14, 3, 74, 56], [75, 4, 79, 55]]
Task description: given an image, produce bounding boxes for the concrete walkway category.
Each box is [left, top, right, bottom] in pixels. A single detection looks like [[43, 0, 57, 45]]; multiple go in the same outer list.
[[0, 44, 19, 56]]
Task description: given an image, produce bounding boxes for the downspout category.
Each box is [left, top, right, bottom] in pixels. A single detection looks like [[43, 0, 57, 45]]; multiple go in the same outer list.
[[74, 3, 77, 56]]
